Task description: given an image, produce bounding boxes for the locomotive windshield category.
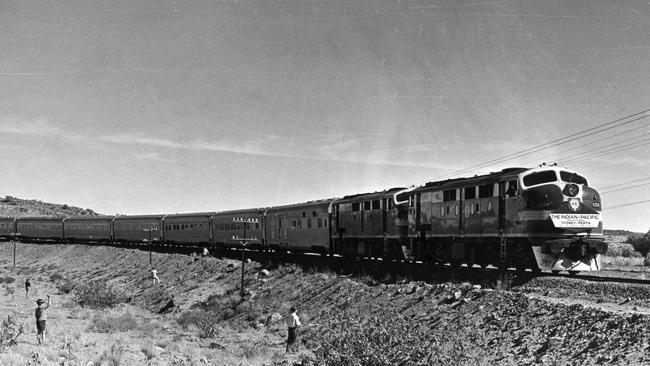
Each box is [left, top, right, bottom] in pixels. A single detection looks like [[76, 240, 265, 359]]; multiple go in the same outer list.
[[559, 171, 587, 185], [522, 170, 557, 186]]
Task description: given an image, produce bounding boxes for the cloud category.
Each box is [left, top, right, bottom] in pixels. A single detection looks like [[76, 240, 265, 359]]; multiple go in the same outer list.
[[0, 117, 63, 136]]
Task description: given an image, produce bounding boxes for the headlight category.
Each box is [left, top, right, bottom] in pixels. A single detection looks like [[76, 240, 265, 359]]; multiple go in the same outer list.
[[564, 184, 579, 197]]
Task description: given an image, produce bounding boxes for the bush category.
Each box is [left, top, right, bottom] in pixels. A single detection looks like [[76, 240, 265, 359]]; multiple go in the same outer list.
[[177, 310, 220, 338], [629, 230, 650, 257], [74, 282, 126, 309], [88, 313, 139, 333], [56, 279, 77, 295], [645, 253, 650, 267], [0, 316, 23, 351], [605, 243, 641, 257]]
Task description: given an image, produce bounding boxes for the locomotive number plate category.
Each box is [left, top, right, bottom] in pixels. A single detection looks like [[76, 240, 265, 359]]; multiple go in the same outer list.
[[549, 213, 601, 228]]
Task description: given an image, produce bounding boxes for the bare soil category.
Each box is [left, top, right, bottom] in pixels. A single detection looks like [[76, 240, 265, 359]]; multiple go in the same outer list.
[[0, 243, 649, 366]]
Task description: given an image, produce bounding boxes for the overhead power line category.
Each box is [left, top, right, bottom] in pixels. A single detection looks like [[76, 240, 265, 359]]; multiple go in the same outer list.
[[607, 199, 650, 210], [600, 177, 650, 190], [601, 182, 650, 194], [438, 109, 649, 179]]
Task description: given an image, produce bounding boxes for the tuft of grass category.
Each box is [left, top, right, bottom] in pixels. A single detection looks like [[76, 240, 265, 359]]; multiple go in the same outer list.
[[95, 343, 123, 366], [88, 313, 139, 333], [140, 342, 156, 360]]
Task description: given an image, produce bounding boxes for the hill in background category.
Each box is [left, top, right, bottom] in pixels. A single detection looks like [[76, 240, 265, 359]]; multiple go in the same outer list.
[[0, 195, 99, 217]]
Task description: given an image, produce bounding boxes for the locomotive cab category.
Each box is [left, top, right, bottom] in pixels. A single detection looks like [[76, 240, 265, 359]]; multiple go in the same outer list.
[[516, 166, 606, 272]]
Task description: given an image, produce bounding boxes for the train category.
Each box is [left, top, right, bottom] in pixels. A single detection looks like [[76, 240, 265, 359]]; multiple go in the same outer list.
[[0, 165, 606, 273]]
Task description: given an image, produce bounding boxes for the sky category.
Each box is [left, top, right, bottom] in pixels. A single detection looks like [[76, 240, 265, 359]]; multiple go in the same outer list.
[[1, 0, 649, 232]]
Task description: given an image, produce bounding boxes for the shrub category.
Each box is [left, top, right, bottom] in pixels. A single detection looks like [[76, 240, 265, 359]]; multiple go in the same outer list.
[[0, 316, 23, 351], [606, 243, 642, 257], [628, 230, 650, 257], [645, 253, 650, 267], [56, 279, 77, 295], [176, 310, 220, 338], [74, 282, 126, 309], [88, 313, 139, 333]]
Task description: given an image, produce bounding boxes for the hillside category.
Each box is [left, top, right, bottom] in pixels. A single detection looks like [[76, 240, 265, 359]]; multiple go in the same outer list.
[[0, 244, 649, 365], [0, 196, 99, 218]]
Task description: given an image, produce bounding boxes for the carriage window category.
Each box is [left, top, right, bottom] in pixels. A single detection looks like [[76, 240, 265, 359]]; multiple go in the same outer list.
[[523, 170, 557, 186], [291, 220, 297, 229], [312, 211, 317, 217], [302, 212, 306, 218], [363, 201, 371, 210], [318, 218, 322, 227], [352, 202, 361, 212], [478, 184, 494, 198], [372, 200, 381, 210], [324, 218, 328, 227], [464, 187, 476, 200], [443, 189, 456, 202], [307, 218, 312, 228]]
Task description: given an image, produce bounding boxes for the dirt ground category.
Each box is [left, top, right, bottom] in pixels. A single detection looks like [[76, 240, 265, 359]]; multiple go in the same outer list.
[[1, 243, 649, 365]]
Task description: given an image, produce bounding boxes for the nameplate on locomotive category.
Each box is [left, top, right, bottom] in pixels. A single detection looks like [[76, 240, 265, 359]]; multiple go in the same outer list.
[[549, 213, 601, 228]]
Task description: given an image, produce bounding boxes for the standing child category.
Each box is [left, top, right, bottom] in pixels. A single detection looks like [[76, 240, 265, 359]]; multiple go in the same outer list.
[[284, 306, 302, 353], [151, 268, 160, 285], [35, 294, 51, 345], [25, 278, 31, 297]]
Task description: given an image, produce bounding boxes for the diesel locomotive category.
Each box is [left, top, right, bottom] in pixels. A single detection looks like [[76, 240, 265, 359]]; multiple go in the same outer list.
[[0, 165, 606, 273]]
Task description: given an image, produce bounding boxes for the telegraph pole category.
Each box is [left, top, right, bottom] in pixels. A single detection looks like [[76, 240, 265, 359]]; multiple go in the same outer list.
[[143, 227, 158, 265], [10, 232, 20, 268], [232, 217, 259, 297]]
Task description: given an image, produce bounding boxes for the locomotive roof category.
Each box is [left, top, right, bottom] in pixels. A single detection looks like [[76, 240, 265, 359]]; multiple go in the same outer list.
[[338, 187, 406, 202], [419, 167, 528, 190]]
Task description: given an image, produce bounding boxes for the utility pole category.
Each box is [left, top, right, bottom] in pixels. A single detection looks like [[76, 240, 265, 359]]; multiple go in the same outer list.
[[10, 232, 20, 268], [232, 217, 259, 298], [143, 226, 158, 265]]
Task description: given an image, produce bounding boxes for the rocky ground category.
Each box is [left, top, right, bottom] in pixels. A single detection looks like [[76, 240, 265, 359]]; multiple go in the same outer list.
[[0, 243, 649, 366]]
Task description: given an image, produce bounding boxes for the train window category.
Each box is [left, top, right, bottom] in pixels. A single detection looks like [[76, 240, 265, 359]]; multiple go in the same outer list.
[[246, 223, 251, 230], [523, 170, 557, 186], [318, 218, 322, 227], [446, 206, 450, 215], [478, 184, 493, 198], [560, 171, 587, 185], [307, 218, 312, 228], [291, 220, 297, 229], [302, 212, 306, 218], [312, 211, 317, 217], [443, 189, 456, 202], [464, 187, 476, 200], [475, 203, 480, 213], [324, 218, 328, 227], [372, 200, 381, 210], [505, 181, 518, 197], [255, 222, 260, 230], [352, 203, 360, 212], [363, 201, 371, 210], [298, 219, 302, 228], [387, 199, 393, 210]]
